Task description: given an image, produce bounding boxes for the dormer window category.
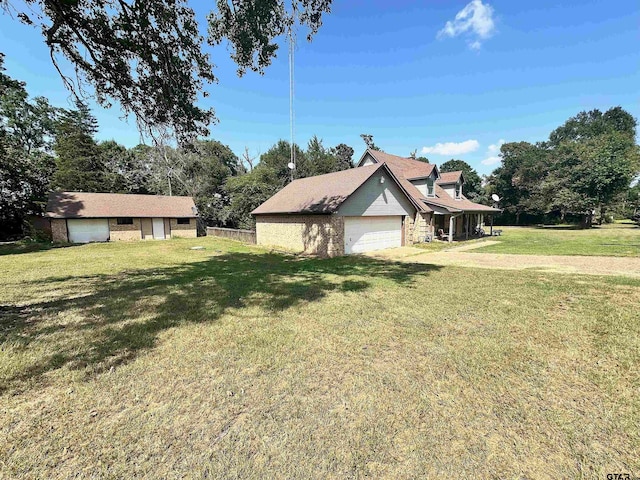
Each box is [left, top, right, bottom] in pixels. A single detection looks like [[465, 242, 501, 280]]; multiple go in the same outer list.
[[426, 178, 435, 197], [455, 182, 462, 199]]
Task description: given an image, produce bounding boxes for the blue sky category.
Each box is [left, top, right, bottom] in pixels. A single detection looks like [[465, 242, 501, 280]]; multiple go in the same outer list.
[[1, 0, 638, 174]]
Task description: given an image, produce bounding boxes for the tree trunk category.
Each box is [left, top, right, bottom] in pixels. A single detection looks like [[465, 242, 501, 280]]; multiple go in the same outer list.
[[599, 204, 605, 225], [516, 211, 520, 225]]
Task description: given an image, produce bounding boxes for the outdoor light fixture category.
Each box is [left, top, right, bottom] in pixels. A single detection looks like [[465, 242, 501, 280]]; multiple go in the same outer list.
[[380, 177, 385, 184]]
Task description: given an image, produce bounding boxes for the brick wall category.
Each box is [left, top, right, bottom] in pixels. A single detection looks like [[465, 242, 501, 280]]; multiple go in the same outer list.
[[255, 215, 345, 257], [51, 219, 68, 242], [109, 218, 142, 241], [169, 218, 197, 238]]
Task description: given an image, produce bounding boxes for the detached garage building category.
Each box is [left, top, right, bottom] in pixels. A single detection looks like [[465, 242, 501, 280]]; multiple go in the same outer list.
[[252, 163, 422, 256], [45, 191, 198, 243]]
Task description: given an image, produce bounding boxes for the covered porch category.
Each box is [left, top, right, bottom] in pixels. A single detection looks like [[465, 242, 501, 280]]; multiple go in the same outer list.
[[433, 212, 497, 242]]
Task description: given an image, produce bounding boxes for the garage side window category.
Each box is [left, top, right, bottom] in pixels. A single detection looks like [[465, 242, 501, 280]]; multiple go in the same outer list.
[[177, 218, 190, 225], [117, 217, 134, 225]]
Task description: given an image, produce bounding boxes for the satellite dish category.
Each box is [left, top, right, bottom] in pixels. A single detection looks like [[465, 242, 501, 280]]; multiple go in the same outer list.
[[287, 162, 296, 170], [491, 194, 500, 202]]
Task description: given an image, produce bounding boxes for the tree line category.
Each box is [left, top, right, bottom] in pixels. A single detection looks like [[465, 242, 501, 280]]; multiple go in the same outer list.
[[0, 55, 355, 238], [485, 107, 640, 226], [2, 54, 638, 240]]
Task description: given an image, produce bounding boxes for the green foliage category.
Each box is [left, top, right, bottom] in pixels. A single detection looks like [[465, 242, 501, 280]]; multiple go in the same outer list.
[[0, 54, 57, 238], [439, 159, 482, 200], [52, 104, 107, 192], [221, 138, 354, 228], [259, 140, 310, 184], [487, 107, 639, 226], [9, 1, 332, 141], [329, 143, 354, 170], [307, 136, 354, 175], [99, 140, 151, 194], [208, 0, 332, 77], [223, 166, 280, 229], [360, 134, 382, 151], [14, 0, 215, 142]]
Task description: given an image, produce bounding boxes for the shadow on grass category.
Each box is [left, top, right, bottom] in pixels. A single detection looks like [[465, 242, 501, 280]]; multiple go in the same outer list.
[[0, 241, 75, 256], [0, 251, 441, 393]]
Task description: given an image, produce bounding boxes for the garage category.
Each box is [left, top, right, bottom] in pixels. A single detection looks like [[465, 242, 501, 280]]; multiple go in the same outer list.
[[344, 216, 402, 254], [67, 219, 110, 243]]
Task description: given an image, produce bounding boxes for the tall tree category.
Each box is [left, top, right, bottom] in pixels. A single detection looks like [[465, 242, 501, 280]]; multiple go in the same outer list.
[[306, 136, 353, 175], [259, 140, 310, 185], [223, 166, 280, 229], [548, 107, 639, 225], [439, 159, 483, 200], [489, 141, 548, 224], [52, 103, 106, 192], [360, 134, 382, 151], [0, 55, 57, 238], [328, 143, 354, 170], [6, 0, 332, 141]]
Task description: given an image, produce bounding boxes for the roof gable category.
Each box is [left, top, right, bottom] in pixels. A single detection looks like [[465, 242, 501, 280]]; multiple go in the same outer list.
[[252, 163, 422, 215], [437, 170, 464, 185]]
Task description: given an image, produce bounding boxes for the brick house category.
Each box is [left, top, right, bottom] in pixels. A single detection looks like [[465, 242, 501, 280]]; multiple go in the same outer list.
[[252, 149, 501, 256], [45, 191, 198, 243]]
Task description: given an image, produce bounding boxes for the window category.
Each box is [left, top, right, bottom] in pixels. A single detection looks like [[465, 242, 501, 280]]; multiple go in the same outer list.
[[455, 183, 461, 199], [116, 217, 133, 225], [426, 179, 435, 197], [177, 218, 190, 225]]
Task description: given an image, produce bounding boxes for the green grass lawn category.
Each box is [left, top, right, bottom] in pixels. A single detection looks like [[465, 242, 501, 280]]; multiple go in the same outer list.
[[471, 222, 640, 256], [1, 237, 638, 478]]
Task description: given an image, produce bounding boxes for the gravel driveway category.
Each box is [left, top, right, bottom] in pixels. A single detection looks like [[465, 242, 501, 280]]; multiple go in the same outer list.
[[368, 247, 640, 278]]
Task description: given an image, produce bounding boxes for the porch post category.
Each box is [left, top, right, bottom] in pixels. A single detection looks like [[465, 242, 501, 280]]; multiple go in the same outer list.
[[465, 214, 469, 239], [448, 215, 454, 243]]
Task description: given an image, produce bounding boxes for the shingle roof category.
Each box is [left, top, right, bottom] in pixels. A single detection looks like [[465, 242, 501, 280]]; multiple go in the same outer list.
[[437, 171, 463, 184], [366, 150, 436, 179], [252, 164, 383, 215], [45, 192, 198, 219], [363, 150, 500, 214], [252, 163, 422, 215]]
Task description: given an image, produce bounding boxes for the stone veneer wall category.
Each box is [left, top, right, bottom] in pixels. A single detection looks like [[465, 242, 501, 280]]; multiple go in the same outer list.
[[51, 219, 68, 242], [169, 218, 197, 238], [404, 214, 415, 246], [109, 218, 143, 241], [412, 212, 434, 243], [255, 215, 345, 257]]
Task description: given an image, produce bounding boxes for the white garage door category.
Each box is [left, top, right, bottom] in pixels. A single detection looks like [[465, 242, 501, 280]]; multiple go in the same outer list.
[[344, 216, 402, 254], [67, 219, 110, 243]]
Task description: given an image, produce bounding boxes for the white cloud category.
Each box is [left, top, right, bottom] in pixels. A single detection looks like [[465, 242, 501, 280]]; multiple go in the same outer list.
[[481, 156, 501, 166], [437, 0, 496, 50], [421, 139, 479, 156], [487, 139, 505, 154], [481, 139, 505, 165]]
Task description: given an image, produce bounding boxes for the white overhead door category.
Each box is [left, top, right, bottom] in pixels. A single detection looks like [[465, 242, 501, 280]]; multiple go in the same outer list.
[[67, 219, 110, 243], [344, 216, 402, 254]]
